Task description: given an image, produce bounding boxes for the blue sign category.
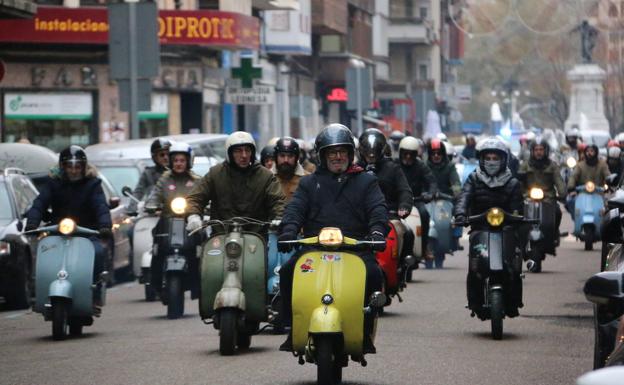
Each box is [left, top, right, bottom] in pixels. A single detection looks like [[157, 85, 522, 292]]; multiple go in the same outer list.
[[462, 122, 483, 134]]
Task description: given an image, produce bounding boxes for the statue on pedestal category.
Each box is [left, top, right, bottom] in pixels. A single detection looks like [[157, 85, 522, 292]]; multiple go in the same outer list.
[[571, 20, 599, 63]]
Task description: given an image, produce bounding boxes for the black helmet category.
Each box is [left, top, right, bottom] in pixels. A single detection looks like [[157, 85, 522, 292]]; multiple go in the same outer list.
[[314, 123, 355, 168], [150, 138, 171, 161], [59, 145, 87, 167], [529, 136, 550, 159], [359, 128, 387, 164], [274, 137, 300, 160], [260, 145, 274, 167]]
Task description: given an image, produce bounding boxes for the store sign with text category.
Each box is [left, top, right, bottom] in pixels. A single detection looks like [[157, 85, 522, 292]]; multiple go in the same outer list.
[[4, 93, 93, 120], [225, 85, 275, 105], [0, 6, 259, 49]]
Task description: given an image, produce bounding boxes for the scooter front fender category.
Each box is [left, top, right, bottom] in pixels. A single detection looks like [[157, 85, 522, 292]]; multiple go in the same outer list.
[[165, 255, 186, 272], [49, 279, 72, 299], [214, 287, 246, 311], [308, 306, 342, 334]]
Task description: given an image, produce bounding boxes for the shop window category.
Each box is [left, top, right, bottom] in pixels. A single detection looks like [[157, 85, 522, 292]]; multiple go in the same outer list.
[[139, 119, 168, 138], [320, 35, 342, 53], [4, 119, 91, 153]]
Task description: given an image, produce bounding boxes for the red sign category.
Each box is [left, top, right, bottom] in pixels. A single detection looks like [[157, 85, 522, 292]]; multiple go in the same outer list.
[[0, 6, 259, 50], [326, 87, 348, 102]]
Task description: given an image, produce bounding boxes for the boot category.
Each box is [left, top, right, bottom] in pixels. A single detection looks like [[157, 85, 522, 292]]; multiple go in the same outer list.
[[363, 334, 376, 354], [279, 333, 293, 351]]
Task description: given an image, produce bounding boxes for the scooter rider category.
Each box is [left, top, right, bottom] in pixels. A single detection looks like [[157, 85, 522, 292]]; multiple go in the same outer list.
[[127, 138, 171, 214], [517, 137, 566, 230], [277, 123, 388, 354], [461, 134, 478, 160], [272, 137, 310, 202], [25, 145, 112, 309], [426, 138, 461, 197], [453, 136, 524, 317], [185, 131, 285, 235], [397, 136, 437, 258], [567, 144, 611, 200], [606, 144, 623, 183], [145, 142, 201, 297], [389, 130, 406, 159], [260, 145, 275, 169]]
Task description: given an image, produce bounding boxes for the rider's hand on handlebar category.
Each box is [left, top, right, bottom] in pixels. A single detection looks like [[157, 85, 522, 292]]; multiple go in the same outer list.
[[398, 208, 410, 219], [367, 231, 386, 251], [186, 214, 203, 232], [277, 232, 296, 253], [99, 228, 113, 239], [453, 215, 466, 225]]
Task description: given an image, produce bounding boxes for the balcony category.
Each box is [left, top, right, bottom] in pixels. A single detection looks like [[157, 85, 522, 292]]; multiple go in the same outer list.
[[252, 0, 299, 11], [387, 17, 432, 44], [311, 0, 348, 35]]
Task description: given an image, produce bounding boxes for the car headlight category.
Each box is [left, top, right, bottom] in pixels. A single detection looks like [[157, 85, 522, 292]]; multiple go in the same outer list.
[[585, 181, 596, 193], [318, 227, 343, 246], [59, 218, 76, 235], [529, 187, 544, 200], [566, 157, 577, 168], [0, 241, 10, 256], [170, 197, 187, 215], [486, 208, 505, 227]]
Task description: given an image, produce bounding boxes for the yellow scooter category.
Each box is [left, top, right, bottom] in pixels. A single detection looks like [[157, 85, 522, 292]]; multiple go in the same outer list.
[[280, 227, 386, 385]]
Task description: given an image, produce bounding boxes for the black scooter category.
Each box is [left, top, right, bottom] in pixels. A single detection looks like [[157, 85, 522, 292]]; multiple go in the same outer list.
[[455, 208, 537, 340]]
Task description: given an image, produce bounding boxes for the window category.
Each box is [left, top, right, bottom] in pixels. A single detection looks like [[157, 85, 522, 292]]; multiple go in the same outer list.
[[97, 167, 141, 196], [11, 177, 38, 217], [320, 35, 342, 53], [419, 64, 429, 80], [420, 7, 428, 19]]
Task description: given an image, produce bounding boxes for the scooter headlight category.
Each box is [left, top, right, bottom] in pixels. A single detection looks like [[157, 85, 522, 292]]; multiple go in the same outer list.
[[566, 157, 577, 168], [486, 208, 505, 227], [170, 197, 187, 215], [529, 187, 544, 200], [585, 181, 596, 193], [226, 241, 242, 258], [318, 227, 343, 246], [59, 218, 76, 235]]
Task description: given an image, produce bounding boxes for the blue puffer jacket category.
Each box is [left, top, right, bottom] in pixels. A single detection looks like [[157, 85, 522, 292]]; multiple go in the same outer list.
[[26, 165, 112, 231], [280, 165, 389, 239]]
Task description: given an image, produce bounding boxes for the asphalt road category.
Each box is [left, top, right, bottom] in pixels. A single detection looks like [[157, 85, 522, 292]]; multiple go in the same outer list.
[[0, 217, 598, 385]]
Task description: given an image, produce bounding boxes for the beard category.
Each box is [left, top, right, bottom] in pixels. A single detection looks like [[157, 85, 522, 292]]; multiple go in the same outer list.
[[276, 162, 296, 177]]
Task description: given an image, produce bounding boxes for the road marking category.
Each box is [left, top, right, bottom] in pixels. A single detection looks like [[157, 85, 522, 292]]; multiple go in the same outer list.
[[4, 311, 27, 319]]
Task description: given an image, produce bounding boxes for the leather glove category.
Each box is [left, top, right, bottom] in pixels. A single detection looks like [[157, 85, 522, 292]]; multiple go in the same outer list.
[[99, 228, 113, 239], [367, 231, 386, 252], [422, 192, 433, 202], [454, 215, 466, 226], [277, 232, 296, 253], [24, 222, 38, 232], [186, 214, 203, 233]]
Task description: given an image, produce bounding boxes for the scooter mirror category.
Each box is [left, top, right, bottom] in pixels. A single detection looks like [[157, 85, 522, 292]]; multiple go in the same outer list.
[[369, 291, 387, 308], [121, 186, 133, 197], [404, 255, 416, 267]]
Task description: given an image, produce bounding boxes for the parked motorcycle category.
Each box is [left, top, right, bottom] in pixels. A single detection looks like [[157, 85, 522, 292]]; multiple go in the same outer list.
[[455, 208, 537, 340], [196, 217, 269, 355], [573, 182, 605, 251], [29, 218, 107, 340], [122, 186, 159, 301], [523, 188, 560, 273], [425, 192, 456, 269], [151, 197, 198, 319], [279, 227, 386, 385]]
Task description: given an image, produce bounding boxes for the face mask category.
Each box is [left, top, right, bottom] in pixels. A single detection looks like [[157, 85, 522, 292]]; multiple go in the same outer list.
[[484, 160, 501, 176]]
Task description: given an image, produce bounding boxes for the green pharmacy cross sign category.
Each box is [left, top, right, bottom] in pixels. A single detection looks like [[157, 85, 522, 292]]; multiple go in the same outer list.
[[231, 58, 262, 88]]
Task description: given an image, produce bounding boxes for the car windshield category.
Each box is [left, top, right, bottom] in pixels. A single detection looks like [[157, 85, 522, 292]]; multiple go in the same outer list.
[[0, 183, 14, 225], [98, 166, 141, 196]]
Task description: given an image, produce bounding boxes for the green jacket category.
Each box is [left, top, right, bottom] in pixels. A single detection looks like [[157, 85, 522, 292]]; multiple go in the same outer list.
[[145, 170, 201, 217], [517, 160, 566, 202], [186, 162, 285, 231], [426, 160, 461, 197], [567, 159, 611, 192]]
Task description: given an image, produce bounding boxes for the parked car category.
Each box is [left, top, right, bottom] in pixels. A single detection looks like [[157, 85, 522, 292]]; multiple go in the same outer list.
[[588, 194, 624, 368], [0, 168, 40, 309]]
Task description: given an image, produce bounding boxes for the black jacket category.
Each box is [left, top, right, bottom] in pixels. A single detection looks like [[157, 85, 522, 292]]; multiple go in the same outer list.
[[453, 173, 523, 219], [358, 158, 413, 213], [27, 166, 112, 231], [280, 165, 389, 239], [397, 159, 437, 197]]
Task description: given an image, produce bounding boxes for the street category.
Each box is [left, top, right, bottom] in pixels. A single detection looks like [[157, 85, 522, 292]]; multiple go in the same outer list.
[[0, 220, 597, 385]]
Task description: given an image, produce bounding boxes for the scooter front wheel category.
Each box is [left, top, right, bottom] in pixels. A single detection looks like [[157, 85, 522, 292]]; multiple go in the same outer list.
[[584, 225, 595, 251], [69, 319, 83, 336], [51, 298, 68, 341], [166, 274, 184, 319], [315, 335, 342, 385], [490, 290, 504, 340], [219, 309, 238, 356]]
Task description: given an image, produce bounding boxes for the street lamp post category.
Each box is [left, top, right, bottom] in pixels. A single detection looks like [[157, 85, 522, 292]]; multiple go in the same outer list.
[[491, 80, 530, 131], [349, 58, 365, 136]]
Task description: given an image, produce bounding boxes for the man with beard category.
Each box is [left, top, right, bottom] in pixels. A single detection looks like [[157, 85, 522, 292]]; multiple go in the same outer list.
[[567, 143, 611, 216], [272, 137, 309, 202], [185, 131, 285, 235]]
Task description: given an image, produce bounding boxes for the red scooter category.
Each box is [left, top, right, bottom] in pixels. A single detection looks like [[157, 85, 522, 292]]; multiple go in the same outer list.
[[375, 218, 414, 310]]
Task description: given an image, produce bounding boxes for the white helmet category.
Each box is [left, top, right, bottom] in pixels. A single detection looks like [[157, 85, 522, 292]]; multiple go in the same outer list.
[[565, 126, 581, 138], [436, 132, 449, 142], [168, 141, 194, 170], [399, 136, 421, 152], [225, 131, 256, 163], [615, 132, 624, 143], [476, 136, 508, 174], [608, 146, 622, 159]]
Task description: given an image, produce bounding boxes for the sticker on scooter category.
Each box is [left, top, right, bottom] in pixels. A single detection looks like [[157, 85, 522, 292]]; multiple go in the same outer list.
[[211, 238, 221, 248], [321, 254, 341, 262], [207, 249, 221, 256], [300, 258, 315, 273]]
